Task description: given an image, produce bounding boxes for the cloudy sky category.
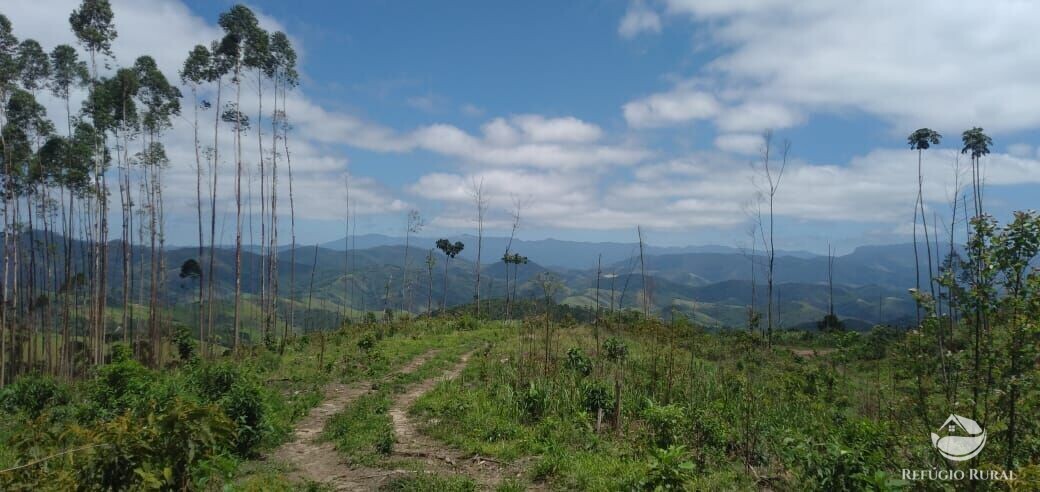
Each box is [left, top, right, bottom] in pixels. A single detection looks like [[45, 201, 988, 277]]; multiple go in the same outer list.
[[7, 0, 1040, 253]]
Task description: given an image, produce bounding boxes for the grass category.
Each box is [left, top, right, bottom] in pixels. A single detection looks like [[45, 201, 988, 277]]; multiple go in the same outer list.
[[322, 324, 498, 466], [6, 314, 1039, 490]]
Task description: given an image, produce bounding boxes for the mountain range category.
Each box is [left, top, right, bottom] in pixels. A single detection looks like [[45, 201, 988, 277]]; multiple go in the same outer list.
[[14, 232, 947, 331]]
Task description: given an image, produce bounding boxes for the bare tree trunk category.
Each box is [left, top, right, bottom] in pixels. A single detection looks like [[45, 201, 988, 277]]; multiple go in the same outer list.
[[191, 86, 205, 358], [471, 179, 487, 318], [233, 64, 244, 355], [207, 76, 222, 355], [638, 227, 649, 319]]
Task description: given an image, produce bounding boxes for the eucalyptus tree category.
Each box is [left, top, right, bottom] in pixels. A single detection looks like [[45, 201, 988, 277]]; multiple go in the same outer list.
[[960, 127, 993, 421], [502, 252, 528, 318], [202, 40, 232, 349], [402, 209, 424, 312], [217, 4, 265, 352], [470, 178, 488, 317], [4, 89, 54, 375], [0, 15, 18, 386], [425, 249, 436, 314], [70, 0, 117, 367], [960, 127, 992, 219], [49, 43, 88, 369], [14, 38, 51, 364], [134, 55, 181, 365], [246, 29, 271, 338], [435, 239, 464, 310], [269, 30, 298, 345], [753, 130, 788, 346], [181, 45, 211, 355], [86, 67, 139, 351], [502, 197, 522, 318], [907, 128, 942, 323]]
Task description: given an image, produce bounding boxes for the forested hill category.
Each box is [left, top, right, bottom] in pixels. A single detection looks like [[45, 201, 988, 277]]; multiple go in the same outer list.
[[11, 232, 922, 329]]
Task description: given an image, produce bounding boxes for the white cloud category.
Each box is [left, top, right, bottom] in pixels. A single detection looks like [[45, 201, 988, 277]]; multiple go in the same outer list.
[[4, 0, 404, 241], [412, 117, 647, 169], [714, 133, 764, 155], [619, 1, 662, 39], [716, 102, 803, 132], [1007, 143, 1033, 158], [623, 88, 720, 127], [460, 103, 484, 117], [658, 0, 1040, 134]]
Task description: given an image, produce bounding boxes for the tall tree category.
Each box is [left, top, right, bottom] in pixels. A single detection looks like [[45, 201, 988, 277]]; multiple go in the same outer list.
[[48, 43, 88, 374], [754, 130, 788, 346], [14, 38, 51, 372], [960, 127, 992, 219], [216, 4, 264, 353], [907, 128, 942, 325], [181, 44, 211, 357], [134, 55, 181, 366], [402, 209, 424, 313], [960, 126, 992, 420], [204, 40, 232, 352], [0, 13, 20, 386], [435, 239, 464, 310], [470, 178, 487, 317], [70, 0, 117, 367]]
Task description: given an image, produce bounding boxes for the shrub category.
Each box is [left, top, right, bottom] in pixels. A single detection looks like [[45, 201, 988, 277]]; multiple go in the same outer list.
[[75, 398, 234, 490], [219, 381, 268, 456], [190, 361, 242, 399], [173, 325, 196, 362], [604, 337, 628, 363], [643, 401, 686, 449], [580, 381, 611, 414], [0, 373, 70, 417], [565, 347, 592, 377], [519, 382, 550, 422], [89, 355, 155, 416], [643, 445, 695, 490], [188, 361, 269, 456], [357, 334, 376, 352]]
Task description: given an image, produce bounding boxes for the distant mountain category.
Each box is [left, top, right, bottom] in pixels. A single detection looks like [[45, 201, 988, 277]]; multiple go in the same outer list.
[[319, 234, 819, 269], [13, 230, 929, 331]]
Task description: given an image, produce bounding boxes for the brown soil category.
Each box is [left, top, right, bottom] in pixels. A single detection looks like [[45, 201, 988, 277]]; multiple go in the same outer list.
[[268, 351, 435, 490], [271, 349, 533, 490]]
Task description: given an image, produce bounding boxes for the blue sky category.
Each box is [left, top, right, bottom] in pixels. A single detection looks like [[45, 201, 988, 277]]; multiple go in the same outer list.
[[9, 0, 1040, 253]]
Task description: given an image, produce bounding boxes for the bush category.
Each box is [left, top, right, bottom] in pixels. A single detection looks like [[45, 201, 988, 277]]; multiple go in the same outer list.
[[89, 355, 155, 416], [188, 361, 270, 456], [519, 382, 550, 422], [581, 381, 611, 414], [357, 334, 376, 352], [643, 445, 695, 490], [173, 325, 197, 362], [220, 382, 267, 456], [643, 401, 686, 449], [77, 398, 234, 490], [565, 347, 592, 377], [604, 337, 628, 363], [0, 373, 70, 417]]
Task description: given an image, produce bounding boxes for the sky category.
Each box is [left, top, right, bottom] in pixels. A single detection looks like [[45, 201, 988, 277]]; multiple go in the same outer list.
[[6, 0, 1040, 254]]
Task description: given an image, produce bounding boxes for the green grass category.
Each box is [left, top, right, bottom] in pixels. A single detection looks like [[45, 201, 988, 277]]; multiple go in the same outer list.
[[380, 474, 476, 491], [322, 325, 499, 467]]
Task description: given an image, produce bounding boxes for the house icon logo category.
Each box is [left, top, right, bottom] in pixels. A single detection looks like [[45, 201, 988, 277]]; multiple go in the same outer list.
[[931, 414, 986, 461]]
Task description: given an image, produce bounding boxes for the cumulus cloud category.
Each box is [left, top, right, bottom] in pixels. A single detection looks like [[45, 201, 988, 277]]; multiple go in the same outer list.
[[652, 0, 1040, 134], [411, 117, 648, 169], [618, 1, 662, 39], [623, 88, 721, 127], [714, 133, 764, 155], [5, 0, 406, 238]]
